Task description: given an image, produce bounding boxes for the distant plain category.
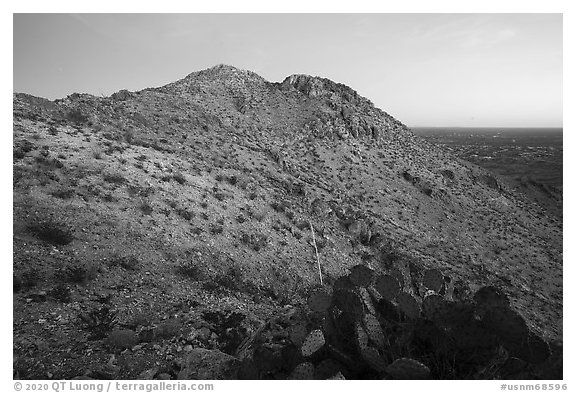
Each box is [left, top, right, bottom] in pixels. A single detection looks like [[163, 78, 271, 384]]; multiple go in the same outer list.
[[413, 128, 563, 191]]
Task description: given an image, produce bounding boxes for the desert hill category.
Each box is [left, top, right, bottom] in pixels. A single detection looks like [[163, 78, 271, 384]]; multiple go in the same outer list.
[[13, 65, 562, 379]]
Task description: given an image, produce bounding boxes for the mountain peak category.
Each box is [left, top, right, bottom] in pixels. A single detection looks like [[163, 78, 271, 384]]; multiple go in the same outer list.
[[184, 64, 265, 83]]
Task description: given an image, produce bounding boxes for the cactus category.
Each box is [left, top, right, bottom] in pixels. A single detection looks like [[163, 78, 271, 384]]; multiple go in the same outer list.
[[437, 301, 475, 328], [375, 298, 402, 322], [375, 274, 400, 301], [327, 371, 346, 380], [508, 332, 550, 365], [386, 358, 430, 379], [280, 345, 302, 373], [315, 358, 343, 379], [322, 310, 339, 340], [452, 279, 472, 302], [349, 264, 374, 287], [325, 342, 356, 370], [333, 289, 365, 319], [288, 362, 315, 380], [422, 294, 446, 321], [389, 267, 404, 287], [396, 292, 420, 319], [333, 309, 357, 340], [444, 276, 455, 301], [362, 313, 385, 348], [422, 269, 443, 292], [360, 346, 388, 374], [289, 323, 308, 347], [307, 288, 332, 313], [483, 306, 530, 349], [358, 287, 376, 315], [355, 321, 369, 350], [238, 358, 260, 380], [474, 286, 510, 311], [367, 286, 382, 303], [333, 275, 355, 291], [413, 319, 451, 356], [452, 320, 497, 350], [301, 329, 325, 357], [397, 263, 414, 292]]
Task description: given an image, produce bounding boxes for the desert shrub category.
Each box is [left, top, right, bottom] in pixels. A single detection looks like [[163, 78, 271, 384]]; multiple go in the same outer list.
[[50, 188, 75, 199], [251, 208, 268, 222], [14, 140, 37, 159], [67, 108, 89, 124], [269, 201, 283, 212], [128, 311, 154, 329], [139, 198, 154, 215], [210, 223, 224, 235], [48, 283, 72, 303], [14, 140, 35, 160], [13, 149, 26, 160], [173, 172, 187, 185], [213, 190, 227, 202], [177, 208, 194, 221], [124, 129, 134, 144], [15, 269, 41, 290], [440, 169, 455, 180], [240, 232, 269, 251], [176, 260, 204, 280], [102, 193, 117, 202], [28, 221, 74, 245], [13, 274, 22, 292], [58, 261, 99, 284], [35, 156, 64, 169], [79, 306, 118, 340], [127, 185, 155, 198], [295, 220, 309, 231], [207, 265, 243, 292], [110, 255, 139, 271], [103, 172, 126, 184]]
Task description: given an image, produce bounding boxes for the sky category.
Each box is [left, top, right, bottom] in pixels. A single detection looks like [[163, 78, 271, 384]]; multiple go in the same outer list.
[[13, 13, 562, 128]]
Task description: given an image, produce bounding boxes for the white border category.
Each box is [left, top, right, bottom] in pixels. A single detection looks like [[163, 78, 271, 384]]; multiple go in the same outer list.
[[4, 1, 572, 390]]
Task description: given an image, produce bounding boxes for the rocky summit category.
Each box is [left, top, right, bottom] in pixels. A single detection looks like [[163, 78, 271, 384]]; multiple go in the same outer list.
[[13, 65, 562, 379]]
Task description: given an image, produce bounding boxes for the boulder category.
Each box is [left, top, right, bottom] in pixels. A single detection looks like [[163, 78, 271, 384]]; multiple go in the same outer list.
[[177, 348, 240, 380], [105, 329, 138, 350]]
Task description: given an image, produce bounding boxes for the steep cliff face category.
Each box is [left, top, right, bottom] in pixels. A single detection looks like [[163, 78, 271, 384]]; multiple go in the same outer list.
[[13, 65, 562, 379]]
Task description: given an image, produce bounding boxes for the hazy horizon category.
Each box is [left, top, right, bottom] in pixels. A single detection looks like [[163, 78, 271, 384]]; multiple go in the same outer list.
[[411, 126, 563, 130], [13, 14, 562, 128]]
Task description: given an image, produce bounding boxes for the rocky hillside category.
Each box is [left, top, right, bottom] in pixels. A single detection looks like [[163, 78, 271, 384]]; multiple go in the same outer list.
[[13, 65, 562, 379]]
